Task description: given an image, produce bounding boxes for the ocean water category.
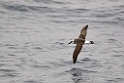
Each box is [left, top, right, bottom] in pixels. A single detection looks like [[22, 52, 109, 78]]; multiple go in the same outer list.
[[0, 0, 124, 83]]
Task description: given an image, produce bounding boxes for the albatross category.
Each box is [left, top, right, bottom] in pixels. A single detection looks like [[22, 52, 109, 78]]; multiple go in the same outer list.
[[68, 25, 94, 64]]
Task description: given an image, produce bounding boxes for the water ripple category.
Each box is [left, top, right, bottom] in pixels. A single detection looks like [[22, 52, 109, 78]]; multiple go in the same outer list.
[[0, 69, 16, 72], [3, 4, 28, 12]]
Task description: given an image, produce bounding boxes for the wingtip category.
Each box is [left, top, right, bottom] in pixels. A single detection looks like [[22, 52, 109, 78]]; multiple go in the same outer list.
[[73, 61, 76, 64], [73, 59, 77, 64], [85, 24, 88, 28], [82, 24, 88, 30]]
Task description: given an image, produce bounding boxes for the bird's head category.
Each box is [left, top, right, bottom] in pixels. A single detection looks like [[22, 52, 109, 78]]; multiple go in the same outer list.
[[90, 41, 94, 44]]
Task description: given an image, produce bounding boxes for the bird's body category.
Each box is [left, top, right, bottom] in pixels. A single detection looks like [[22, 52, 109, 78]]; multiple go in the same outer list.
[[68, 25, 94, 64]]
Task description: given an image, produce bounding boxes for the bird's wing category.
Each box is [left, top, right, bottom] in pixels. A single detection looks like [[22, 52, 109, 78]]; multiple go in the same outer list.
[[73, 42, 84, 64], [78, 25, 88, 39]]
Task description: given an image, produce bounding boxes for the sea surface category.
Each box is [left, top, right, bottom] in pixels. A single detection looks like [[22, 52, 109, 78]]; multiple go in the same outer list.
[[0, 0, 124, 83]]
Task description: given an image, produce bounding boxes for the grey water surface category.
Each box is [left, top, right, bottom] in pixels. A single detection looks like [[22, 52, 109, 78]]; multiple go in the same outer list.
[[0, 0, 124, 83]]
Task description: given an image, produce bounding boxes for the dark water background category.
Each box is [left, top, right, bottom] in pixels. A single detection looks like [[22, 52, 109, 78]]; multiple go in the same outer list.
[[0, 0, 124, 83]]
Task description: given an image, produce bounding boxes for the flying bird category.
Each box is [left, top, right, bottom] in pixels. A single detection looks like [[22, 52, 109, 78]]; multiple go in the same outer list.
[[68, 25, 94, 64]]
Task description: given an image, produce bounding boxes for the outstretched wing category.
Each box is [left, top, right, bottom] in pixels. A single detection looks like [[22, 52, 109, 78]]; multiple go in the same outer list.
[[73, 42, 84, 64], [78, 25, 88, 39]]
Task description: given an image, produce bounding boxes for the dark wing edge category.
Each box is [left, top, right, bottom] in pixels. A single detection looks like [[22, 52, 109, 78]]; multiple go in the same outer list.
[[73, 43, 83, 64], [78, 25, 88, 39]]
